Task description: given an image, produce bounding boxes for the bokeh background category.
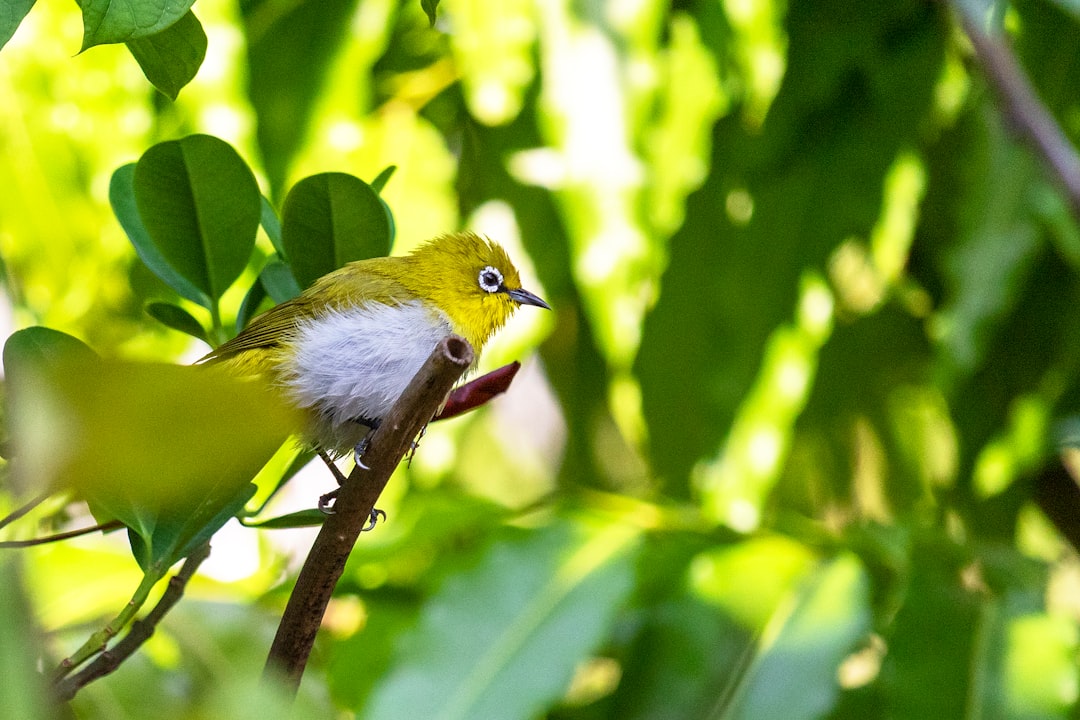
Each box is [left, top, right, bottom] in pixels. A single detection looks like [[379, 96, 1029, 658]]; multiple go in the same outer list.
[[4, 0, 1080, 717]]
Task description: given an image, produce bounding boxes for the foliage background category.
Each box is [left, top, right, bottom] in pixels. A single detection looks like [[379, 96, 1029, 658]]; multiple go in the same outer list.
[[4, 0, 1080, 718]]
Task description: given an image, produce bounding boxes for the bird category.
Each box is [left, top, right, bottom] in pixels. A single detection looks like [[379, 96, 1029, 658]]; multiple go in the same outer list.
[[201, 231, 550, 465]]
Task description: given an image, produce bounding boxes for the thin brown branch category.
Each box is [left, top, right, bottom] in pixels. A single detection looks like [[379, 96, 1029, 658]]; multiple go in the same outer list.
[[0, 519, 124, 548], [263, 336, 474, 692], [952, 1, 1080, 216], [53, 541, 212, 701]]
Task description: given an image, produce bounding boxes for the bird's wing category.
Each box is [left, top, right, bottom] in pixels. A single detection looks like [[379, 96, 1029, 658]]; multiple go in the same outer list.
[[200, 259, 410, 365]]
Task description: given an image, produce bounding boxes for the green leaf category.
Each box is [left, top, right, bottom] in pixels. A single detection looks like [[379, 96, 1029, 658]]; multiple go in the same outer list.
[[145, 301, 208, 343], [125, 10, 207, 100], [128, 481, 258, 571], [0, 0, 34, 51], [359, 518, 639, 720], [0, 556, 50, 720], [720, 554, 872, 720], [241, 508, 326, 529], [2, 326, 97, 374], [5, 354, 300, 566], [421, 0, 440, 27], [281, 172, 392, 288], [111, 162, 211, 308], [242, 0, 360, 196], [80, 0, 195, 51], [879, 538, 983, 718], [636, 2, 946, 489], [133, 134, 261, 302], [261, 195, 285, 257], [259, 255, 302, 304], [237, 276, 268, 332], [369, 165, 397, 193]]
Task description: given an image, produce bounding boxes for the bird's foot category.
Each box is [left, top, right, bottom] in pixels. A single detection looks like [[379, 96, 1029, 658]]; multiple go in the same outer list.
[[317, 491, 386, 531], [318, 489, 338, 514], [362, 508, 387, 532]]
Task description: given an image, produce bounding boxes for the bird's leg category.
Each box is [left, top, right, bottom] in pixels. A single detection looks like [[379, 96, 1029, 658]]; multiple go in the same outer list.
[[318, 450, 348, 486], [317, 421, 386, 529]]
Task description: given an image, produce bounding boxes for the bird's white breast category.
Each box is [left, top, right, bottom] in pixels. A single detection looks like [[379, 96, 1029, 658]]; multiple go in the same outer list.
[[281, 300, 452, 452]]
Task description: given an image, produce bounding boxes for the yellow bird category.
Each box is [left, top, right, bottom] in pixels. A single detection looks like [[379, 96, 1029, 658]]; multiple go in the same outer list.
[[201, 231, 549, 460]]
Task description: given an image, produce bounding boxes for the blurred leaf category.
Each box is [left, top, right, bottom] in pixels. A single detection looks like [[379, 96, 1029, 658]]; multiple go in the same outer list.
[[111, 163, 211, 308], [5, 354, 299, 563], [259, 255, 302, 304], [421, 0, 439, 27], [0, 0, 34, 50], [328, 597, 422, 712], [242, 0, 360, 196], [878, 537, 981, 718], [720, 554, 871, 720], [0, 556, 50, 719], [928, 111, 1044, 381], [637, 0, 946, 489], [2, 326, 97, 373], [125, 10, 207, 100], [369, 165, 397, 194], [80, 0, 195, 50], [145, 301, 208, 343], [359, 518, 640, 720], [281, 172, 392, 288], [133, 134, 261, 302]]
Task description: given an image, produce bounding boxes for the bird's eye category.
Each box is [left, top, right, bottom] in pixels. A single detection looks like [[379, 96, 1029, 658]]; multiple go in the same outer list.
[[478, 266, 503, 294]]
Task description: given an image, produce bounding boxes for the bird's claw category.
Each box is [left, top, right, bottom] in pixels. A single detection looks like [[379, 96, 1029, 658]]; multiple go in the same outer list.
[[362, 508, 387, 532], [318, 489, 338, 514], [353, 436, 372, 470], [318, 491, 385, 531]]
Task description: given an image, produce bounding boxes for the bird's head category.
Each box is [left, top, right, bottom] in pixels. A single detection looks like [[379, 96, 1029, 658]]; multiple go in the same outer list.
[[403, 232, 549, 351]]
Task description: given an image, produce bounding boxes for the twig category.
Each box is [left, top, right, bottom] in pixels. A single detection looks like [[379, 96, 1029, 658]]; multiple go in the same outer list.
[[952, 1, 1080, 215], [0, 519, 124, 548], [53, 541, 212, 701], [263, 336, 474, 692]]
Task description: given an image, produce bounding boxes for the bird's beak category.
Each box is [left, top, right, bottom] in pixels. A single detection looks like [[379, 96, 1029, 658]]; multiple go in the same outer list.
[[505, 287, 551, 310]]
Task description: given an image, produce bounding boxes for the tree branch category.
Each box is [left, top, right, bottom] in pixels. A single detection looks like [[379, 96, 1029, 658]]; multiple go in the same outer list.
[[952, 1, 1080, 215], [263, 336, 474, 692], [53, 541, 212, 701]]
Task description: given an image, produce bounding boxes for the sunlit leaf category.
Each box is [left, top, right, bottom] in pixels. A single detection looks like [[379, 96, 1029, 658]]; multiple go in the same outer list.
[[80, 0, 195, 50], [637, 2, 946, 489], [0, 556, 50, 718], [281, 172, 392, 288], [133, 135, 261, 302], [125, 10, 207, 100], [720, 554, 872, 720], [359, 518, 639, 720], [5, 353, 300, 566]]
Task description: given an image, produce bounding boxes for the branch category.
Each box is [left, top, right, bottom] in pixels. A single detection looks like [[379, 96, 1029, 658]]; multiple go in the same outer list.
[[53, 541, 212, 701], [263, 336, 474, 692], [952, 1, 1080, 216]]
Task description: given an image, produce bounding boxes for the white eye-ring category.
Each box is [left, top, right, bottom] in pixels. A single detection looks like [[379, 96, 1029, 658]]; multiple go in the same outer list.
[[478, 266, 503, 294]]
